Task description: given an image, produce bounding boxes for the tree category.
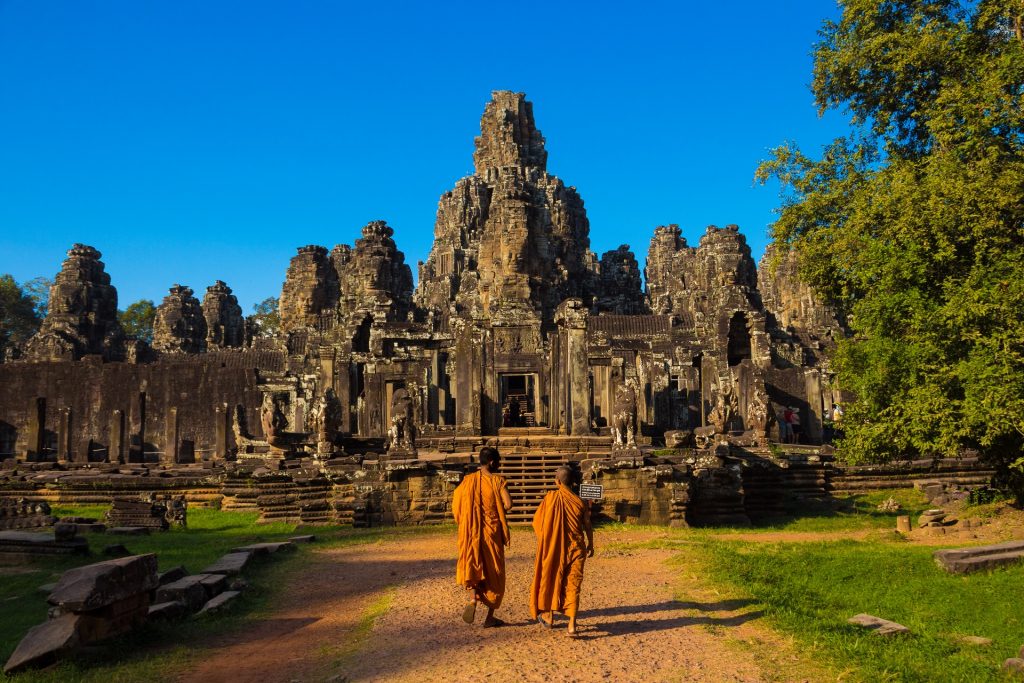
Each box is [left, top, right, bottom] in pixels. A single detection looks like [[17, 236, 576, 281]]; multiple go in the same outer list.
[[118, 300, 156, 343], [0, 275, 42, 359], [757, 0, 1024, 499], [22, 277, 53, 319], [249, 297, 280, 337]]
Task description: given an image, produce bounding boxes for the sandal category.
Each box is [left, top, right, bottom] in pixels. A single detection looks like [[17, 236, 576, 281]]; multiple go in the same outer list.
[[536, 614, 553, 629], [462, 601, 477, 624], [482, 616, 506, 628]]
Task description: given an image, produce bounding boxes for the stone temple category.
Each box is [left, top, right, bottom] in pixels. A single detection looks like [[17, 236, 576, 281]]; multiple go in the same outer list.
[[0, 91, 863, 526]]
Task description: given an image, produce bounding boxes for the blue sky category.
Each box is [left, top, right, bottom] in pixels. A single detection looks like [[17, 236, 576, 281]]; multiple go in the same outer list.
[[0, 1, 850, 312]]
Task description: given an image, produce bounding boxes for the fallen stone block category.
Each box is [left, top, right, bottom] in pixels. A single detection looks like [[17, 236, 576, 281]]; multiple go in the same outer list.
[[0, 530, 89, 562], [158, 565, 189, 585], [197, 590, 241, 615], [232, 541, 296, 556], [202, 551, 253, 575], [847, 613, 910, 636], [3, 613, 79, 674], [37, 582, 56, 595], [154, 575, 210, 612], [147, 600, 187, 621], [48, 554, 159, 613], [198, 573, 228, 597], [956, 635, 992, 646], [933, 540, 1024, 574], [1004, 658, 1024, 676], [288, 535, 316, 543]]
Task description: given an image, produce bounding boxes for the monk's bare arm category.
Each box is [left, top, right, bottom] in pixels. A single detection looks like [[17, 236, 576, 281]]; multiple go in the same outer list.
[[500, 482, 513, 512]]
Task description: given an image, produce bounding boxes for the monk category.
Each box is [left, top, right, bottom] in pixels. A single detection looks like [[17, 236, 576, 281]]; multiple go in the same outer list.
[[530, 466, 594, 636], [452, 446, 512, 627]]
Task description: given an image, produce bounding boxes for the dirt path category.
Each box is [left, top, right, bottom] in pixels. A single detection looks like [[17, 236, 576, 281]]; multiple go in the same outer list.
[[181, 528, 823, 683]]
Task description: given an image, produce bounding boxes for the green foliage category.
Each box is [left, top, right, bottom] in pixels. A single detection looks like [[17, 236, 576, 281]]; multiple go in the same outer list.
[[117, 299, 156, 343], [695, 538, 1024, 682], [249, 296, 280, 337], [21, 277, 52, 320], [0, 274, 42, 359], [757, 0, 1024, 499]]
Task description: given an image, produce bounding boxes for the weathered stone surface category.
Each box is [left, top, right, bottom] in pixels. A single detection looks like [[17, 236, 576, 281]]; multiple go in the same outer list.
[[155, 574, 211, 612], [847, 613, 910, 636], [197, 590, 241, 615], [934, 539, 1024, 574], [147, 600, 187, 621], [158, 565, 189, 585], [23, 244, 126, 362], [47, 553, 158, 613], [594, 245, 646, 315], [202, 280, 244, 349], [152, 284, 207, 353], [3, 613, 79, 674], [289, 534, 316, 543], [201, 551, 252, 575], [279, 245, 339, 333], [1004, 658, 1024, 676], [232, 541, 295, 556]]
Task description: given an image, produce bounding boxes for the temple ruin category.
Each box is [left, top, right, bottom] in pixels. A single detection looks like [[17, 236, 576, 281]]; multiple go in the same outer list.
[[0, 91, 880, 526]]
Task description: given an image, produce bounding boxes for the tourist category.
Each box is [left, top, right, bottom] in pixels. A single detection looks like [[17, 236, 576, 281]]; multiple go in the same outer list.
[[529, 466, 594, 637], [781, 406, 794, 443], [452, 446, 512, 627], [789, 406, 802, 444]]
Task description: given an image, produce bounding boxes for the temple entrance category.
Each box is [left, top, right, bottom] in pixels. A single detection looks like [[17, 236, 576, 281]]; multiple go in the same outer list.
[[499, 373, 537, 427], [727, 312, 752, 367]]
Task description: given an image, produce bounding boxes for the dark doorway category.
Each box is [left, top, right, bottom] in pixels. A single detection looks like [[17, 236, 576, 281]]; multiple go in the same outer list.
[[500, 374, 536, 427], [727, 312, 752, 367]]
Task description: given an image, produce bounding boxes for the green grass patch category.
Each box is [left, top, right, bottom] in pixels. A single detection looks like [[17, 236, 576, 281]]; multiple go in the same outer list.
[[692, 538, 1024, 682], [0, 508, 446, 681]]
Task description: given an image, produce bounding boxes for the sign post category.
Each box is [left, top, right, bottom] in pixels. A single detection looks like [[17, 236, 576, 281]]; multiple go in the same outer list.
[[579, 483, 603, 501]]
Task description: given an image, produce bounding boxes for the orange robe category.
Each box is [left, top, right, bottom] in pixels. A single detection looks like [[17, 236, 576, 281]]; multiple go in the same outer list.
[[453, 470, 510, 609], [530, 483, 590, 619]]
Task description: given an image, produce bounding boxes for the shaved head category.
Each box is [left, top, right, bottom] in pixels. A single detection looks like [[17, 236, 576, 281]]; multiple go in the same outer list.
[[556, 466, 572, 485]]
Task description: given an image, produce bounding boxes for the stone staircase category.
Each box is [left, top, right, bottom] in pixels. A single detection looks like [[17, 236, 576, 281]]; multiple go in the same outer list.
[[500, 452, 567, 523]]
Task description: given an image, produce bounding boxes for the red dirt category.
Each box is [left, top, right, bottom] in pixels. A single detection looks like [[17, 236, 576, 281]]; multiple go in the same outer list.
[[180, 529, 824, 683]]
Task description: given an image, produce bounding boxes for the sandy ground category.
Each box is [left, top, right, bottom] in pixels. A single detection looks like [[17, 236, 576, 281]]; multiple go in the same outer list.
[[180, 529, 823, 683]]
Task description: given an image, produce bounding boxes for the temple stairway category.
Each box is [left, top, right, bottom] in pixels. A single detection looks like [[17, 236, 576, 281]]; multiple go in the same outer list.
[[499, 451, 568, 523]]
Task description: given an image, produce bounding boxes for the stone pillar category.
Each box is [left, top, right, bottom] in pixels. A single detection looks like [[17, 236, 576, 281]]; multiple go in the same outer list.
[[163, 407, 179, 465], [453, 319, 483, 436], [22, 397, 45, 461], [804, 369, 824, 443], [319, 348, 335, 396], [109, 410, 125, 464], [129, 391, 146, 463], [214, 403, 228, 461], [56, 407, 72, 463], [555, 299, 591, 436]]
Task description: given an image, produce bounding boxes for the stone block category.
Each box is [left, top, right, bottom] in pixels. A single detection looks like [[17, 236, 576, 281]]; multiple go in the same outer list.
[[155, 575, 210, 612], [158, 565, 189, 585], [48, 554, 158, 613], [147, 600, 187, 621], [202, 551, 252, 575], [197, 590, 241, 615], [232, 541, 295, 556], [3, 613, 79, 674], [198, 573, 227, 597], [847, 613, 910, 636], [288, 534, 316, 543], [934, 540, 1024, 574], [106, 526, 150, 536], [1004, 658, 1024, 676]]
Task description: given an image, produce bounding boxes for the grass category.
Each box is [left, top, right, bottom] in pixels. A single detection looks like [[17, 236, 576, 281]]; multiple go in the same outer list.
[[688, 537, 1024, 682], [0, 507, 442, 682]]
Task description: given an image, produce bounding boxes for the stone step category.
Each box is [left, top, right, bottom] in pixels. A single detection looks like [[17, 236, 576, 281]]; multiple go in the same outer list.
[[197, 590, 241, 615], [934, 540, 1024, 574], [201, 551, 253, 575]]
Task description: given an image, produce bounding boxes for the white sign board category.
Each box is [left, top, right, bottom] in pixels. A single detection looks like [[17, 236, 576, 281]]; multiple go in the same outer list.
[[579, 483, 604, 500]]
